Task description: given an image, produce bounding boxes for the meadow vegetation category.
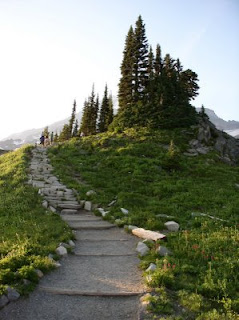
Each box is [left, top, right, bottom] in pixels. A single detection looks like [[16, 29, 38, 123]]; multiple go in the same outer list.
[[0, 146, 72, 295], [48, 127, 239, 319]]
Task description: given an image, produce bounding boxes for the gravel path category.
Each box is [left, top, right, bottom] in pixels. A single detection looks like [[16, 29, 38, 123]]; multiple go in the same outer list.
[[0, 147, 146, 320]]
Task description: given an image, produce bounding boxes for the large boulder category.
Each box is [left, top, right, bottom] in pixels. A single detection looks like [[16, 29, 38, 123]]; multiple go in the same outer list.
[[132, 228, 166, 241]]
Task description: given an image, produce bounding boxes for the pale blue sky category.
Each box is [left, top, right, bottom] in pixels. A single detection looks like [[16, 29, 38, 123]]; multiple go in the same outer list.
[[0, 0, 238, 140]]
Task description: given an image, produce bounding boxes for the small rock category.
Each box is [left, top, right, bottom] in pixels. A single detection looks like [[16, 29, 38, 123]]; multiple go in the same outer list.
[[0, 295, 9, 308], [35, 269, 44, 278], [49, 206, 57, 213], [235, 183, 239, 189], [48, 253, 54, 260], [68, 240, 75, 247], [84, 201, 92, 211], [53, 261, 61, 268], [136, 242, 149, 256], [108, 200, 117, 207], [97, 208, 109, 217], [6, 287, 20, 301], [60, 242, 71, 249], [80, 200, 85, 207], [157, 246, 172, 256], [164, 221, 180, 232], [121, 208, 129, 215], [86, 190, 96, 196], [23, 279, 31, 286], [42, 200, 48, 208], [56, 245, 67, 256], [146, 263, 157, 272]]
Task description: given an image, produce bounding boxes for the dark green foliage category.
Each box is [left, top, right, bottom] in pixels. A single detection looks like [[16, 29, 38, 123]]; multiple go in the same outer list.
[[80, 86, 99, 136], [58, 124, 70, 141], [133, 15, 149, 102], [114, 16, 199, 131], [72, 119, 79, 137], [53, 132, 59, 142], [98, 84, 114, 132], [58, 100, 78, 141], [118, 25, 135, 110], [199, 105, 209, 120], [117, 16, 149, 128], [68, 99, 76, 137]]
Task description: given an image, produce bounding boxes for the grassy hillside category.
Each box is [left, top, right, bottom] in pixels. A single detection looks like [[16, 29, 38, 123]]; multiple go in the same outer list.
[[0, 146, 72, 296], [48, 127, 239, 319]]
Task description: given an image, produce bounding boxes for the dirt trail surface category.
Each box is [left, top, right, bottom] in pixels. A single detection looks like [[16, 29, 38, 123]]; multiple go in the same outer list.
[[0, 147, 146, 320]]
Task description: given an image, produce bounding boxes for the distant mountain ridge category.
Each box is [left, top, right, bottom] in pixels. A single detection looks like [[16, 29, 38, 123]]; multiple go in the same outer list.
[[196, 108, 239, 132], [0, 112, 82, 150], [0, 108, 238, 150]]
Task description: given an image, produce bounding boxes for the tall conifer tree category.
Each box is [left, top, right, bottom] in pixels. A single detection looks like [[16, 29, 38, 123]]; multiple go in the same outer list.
[[80, 86, 99, 136], [69, 100, 76, 137], [133, 15, 149, 102], [98, 85, 109, 132], [118, 26, 135, 110]]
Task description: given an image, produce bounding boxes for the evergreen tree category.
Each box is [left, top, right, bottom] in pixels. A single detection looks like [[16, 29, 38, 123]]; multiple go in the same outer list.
[[58, 124, 70, 141], [79, 100, 91, 136], [98, 85, 110, 132], [80, 86, 99, 136], [133, 15, 149, 102], [154, 44, 162, 76], [72, 119, 79, 137], [118, 25, 135, 110], [107, 94, 114, 127], [114, 16, 199, 130], [54, 132, 59, 142], [69, 100, 76, 137]]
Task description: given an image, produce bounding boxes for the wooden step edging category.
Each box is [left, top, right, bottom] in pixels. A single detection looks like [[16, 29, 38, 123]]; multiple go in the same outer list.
[[70, 225, 116, 230], [39, 286, 146, 297], [73, 253, 137, 257]]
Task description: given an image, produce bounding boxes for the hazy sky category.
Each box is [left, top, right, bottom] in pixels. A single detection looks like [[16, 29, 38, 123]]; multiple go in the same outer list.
[[0, 0, 238, 140]]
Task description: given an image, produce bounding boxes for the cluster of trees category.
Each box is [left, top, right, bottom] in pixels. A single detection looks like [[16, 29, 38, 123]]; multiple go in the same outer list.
[[54, 15, 200, 143], [114, 15, 199, 129], [55, 84, 114, 141], [79, 84, 113, 136]]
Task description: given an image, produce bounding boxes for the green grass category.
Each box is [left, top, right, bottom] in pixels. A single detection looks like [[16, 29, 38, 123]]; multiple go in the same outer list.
[[0, 146, 72, 295], [48, 127, 239, 319]]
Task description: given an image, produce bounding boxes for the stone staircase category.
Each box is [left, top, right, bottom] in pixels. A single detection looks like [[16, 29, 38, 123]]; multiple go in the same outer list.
[[0, 147, 146, 320]]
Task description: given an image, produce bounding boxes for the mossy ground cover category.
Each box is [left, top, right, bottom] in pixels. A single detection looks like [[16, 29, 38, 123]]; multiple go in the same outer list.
[[0, 146, 72, 295], [48, 127, 239, 319]]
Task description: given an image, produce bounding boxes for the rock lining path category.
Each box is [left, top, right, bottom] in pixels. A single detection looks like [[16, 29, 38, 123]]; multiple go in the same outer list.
[[0, 147, 146, 320]]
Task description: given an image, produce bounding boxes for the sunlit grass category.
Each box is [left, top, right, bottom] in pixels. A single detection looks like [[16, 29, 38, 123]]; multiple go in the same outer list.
[[48, 127, 239, 319], [0, 146, 72, 295]]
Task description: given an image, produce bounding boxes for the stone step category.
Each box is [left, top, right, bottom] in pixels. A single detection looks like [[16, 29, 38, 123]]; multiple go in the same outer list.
[[0, 291, 140, 320], [58, 203, 82, 209], [39, 287, 143, 296], [68, 220, 114, 228], [74, 239, 137, 256], [74, 229, 135, 241], [69, 224, 116, 230], [61, 209, 78, 215], [61, 214, 102, 221], [38, 255, 145, 294]]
